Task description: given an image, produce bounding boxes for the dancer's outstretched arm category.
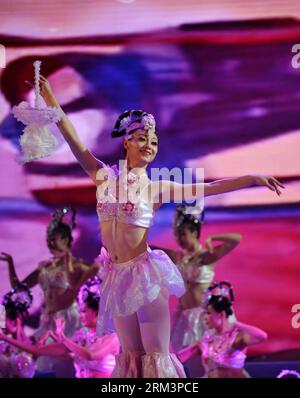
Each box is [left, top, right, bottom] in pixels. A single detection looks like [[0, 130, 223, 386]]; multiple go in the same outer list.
[[154, 174, 284, 205], [37, 75, 105, 183], [60, 331, 119, 361], [177, 343, 201, 364], [0, 252, 21, 288], [0, 252, 42, 289], [0, 332, 70, 359]]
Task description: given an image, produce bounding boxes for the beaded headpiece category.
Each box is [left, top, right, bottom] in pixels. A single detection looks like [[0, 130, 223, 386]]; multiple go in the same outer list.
[[2, 283, 33, 315], [112, 110, 156, 138], [203, 281, 234, 308], [173, 204, 204, 232], [46, 207, 76, 249], [77, 276, 101, 305]]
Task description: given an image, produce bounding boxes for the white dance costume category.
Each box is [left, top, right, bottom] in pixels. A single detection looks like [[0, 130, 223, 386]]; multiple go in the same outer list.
[[0, 339, 35, 378], [171, 254, 215, 352], [96, 164, 186, 378], [35, 264, 81, 377]]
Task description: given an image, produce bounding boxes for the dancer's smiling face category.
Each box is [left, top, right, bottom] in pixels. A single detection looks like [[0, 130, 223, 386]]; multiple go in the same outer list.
[[124, 129, 158, 166]]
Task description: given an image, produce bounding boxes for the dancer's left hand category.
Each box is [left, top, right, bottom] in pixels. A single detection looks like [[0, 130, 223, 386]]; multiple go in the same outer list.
[[205, 237, 214, 254], [55, 318, 66, 341], [251, 175, 285, 196], [0, 252, 13, 264], [64, 250, 72, 263], [25, 74, 55, 102]]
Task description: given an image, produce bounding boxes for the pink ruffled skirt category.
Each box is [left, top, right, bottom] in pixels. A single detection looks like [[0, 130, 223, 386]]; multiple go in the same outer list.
[[96, 246, 185, 336]]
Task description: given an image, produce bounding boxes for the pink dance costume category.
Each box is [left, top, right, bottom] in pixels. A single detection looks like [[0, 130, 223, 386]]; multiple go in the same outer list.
[[72, 328, 120, 378], [171, 256, 215, 352], [96, 164, 186, 378], [0, 339, 35, 378], [201, 327, 250, 378]]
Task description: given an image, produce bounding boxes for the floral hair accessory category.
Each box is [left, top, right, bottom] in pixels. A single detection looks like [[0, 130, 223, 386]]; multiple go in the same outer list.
[[46, 207, 76, 249], [203, 281, 234, 308], [112, 110, 157, 138], [77, 276, 101, 305], [173, 204, 205, 232], [2, 283, 33, 314]]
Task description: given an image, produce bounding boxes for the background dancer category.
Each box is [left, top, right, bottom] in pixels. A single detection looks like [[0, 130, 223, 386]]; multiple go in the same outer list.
[[154, 204, 242, 353], [0, 207, 98, 376], [177, 281, 267, 378], [0, 276, 120, 378], [0, 284, 36, 378]]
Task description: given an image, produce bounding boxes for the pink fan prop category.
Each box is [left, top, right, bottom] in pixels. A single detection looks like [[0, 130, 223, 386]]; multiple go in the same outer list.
[[11, 60, 62, 163]]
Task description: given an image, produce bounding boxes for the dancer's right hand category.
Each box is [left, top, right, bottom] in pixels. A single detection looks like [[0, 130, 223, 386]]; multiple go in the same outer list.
[[205, 237, 214, 254], [25, 74, 55, 102], [0, 252, 13, 264], [39, 74, 55, 101], [55, 317, 66, 341]]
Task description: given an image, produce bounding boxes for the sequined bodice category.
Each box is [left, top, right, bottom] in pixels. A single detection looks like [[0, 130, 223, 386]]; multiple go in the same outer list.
[[96, 164, 154, 229], [72, 328, 118, 377], [178, 251, 215, 284], [38, 261, 70, 291], [0, 339, 35, 378], [201, 328, 246, 370]]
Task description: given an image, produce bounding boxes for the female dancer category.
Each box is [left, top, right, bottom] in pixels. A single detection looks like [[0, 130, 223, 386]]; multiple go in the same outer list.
[[0, 284, 36, 378], [36, 73, 283, 377], [177, 282, 267, 378], [169, 204, 241, 352], [0, 277, 120, 378], [0, 207, 98, 376]]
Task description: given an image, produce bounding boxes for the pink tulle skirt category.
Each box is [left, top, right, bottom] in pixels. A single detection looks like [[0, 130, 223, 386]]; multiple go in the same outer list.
[[96, 246, 185, 336]]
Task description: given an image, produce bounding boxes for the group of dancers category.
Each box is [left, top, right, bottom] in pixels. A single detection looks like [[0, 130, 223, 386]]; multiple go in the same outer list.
[[0, 74, 283, 378]]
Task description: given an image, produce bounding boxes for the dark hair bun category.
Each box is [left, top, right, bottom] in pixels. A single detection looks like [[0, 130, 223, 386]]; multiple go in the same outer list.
[[208, 295, 233, 317]]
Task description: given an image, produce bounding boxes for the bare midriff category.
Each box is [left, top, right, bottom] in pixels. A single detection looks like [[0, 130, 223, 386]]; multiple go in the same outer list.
[[45, 288, 77, 313], [100, 220, 149, 263]]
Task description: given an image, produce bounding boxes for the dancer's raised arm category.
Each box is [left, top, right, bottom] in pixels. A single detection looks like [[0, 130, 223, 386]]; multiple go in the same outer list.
[[177, 343, 201, 364], [154, 174, 284, 205], [36, 75, 105, 183], [0, 252, 21, 288], [202, 233, 242, 264], [233, 322, 268, 350]]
